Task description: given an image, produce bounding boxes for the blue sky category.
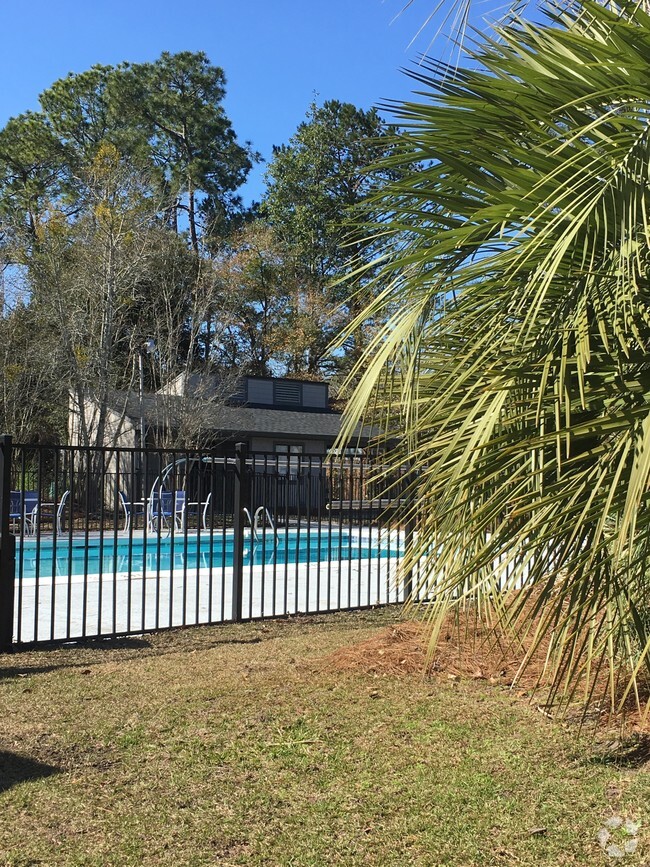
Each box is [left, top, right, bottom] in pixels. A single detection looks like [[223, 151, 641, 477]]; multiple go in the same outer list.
[[0, 0, 479, 203]]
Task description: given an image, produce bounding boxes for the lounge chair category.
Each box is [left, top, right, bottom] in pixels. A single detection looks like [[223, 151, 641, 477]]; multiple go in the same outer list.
[[31, 490, 70, 535], [148, 490, 185, 533], [183, 491, 213, 530], [201, 491, 212, 530], [118, 491, 146, 533], [9, 491, 40, 535], [9, 491, 22, 531]]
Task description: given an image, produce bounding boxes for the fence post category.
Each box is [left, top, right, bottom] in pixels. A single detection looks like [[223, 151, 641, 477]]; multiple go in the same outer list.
[[0, 435, 15, 650], [231, 442, 250, 622]]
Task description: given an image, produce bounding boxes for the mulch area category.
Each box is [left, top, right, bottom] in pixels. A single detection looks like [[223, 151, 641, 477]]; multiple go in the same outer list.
[[320, 613, 650, 734], [322, 616, 548, 687]]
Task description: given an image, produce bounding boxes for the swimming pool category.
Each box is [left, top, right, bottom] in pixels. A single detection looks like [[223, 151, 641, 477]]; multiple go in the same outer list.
[[13, 525, 407, 645], [17, 527, 403, 580]]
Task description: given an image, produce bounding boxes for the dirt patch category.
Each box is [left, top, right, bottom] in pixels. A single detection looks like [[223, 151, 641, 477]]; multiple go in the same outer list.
[[321, 621, 428, 677], [322, 616, 548, 688], [320, 613, 650, 735]]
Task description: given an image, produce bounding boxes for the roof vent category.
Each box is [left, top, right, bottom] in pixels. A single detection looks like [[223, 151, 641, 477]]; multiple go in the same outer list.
[[274, 381, 301, 406]]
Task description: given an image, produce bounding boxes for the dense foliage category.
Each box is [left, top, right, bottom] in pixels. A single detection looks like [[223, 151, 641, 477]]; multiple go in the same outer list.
[[0, 57, 391, 443], [341, 0, 650, 710]]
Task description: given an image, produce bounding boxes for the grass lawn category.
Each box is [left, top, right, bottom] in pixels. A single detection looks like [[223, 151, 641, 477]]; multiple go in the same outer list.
[[0, 608, 649, 866]]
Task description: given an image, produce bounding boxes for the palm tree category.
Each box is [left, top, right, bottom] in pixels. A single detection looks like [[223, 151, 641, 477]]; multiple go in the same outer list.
[[343, 0, 650, 712]]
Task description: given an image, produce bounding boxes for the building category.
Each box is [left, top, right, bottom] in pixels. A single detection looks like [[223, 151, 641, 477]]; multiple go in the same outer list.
[[68, 374, 374, 516], [69, 374, 371, 456]]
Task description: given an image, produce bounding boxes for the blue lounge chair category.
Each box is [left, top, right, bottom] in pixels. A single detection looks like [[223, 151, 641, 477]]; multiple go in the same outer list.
[[9, 491, 21, 529], [9, 491, 39, 535], [148, 490, 185, 533]]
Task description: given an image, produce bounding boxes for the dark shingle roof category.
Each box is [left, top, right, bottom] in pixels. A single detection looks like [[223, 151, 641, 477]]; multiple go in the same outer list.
[[111, 392, 373, 442], [204, 405, 343, 438]]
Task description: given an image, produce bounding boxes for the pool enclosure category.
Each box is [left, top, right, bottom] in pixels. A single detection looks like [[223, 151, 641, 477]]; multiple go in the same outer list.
[[0, 437, 415, 647]]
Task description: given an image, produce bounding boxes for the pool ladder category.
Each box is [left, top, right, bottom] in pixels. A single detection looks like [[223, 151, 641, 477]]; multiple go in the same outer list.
[[243, 506, 278, 542]]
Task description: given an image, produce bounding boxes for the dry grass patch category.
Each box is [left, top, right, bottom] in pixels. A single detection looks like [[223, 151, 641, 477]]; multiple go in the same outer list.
[[0, 610, 649, 866]]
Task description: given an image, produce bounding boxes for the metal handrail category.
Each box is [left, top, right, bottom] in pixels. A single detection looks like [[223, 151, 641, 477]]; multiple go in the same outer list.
[[253, 505, 277, 542]]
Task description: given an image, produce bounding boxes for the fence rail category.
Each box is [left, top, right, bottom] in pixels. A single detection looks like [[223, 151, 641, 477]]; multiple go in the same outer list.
[[0, 438, 413, 648]]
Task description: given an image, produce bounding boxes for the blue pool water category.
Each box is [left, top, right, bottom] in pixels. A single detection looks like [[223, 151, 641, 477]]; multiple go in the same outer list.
[[17, 528, 401, 579]]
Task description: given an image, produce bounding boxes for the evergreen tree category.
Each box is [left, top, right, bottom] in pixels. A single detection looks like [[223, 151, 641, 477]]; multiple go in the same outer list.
[[262, 100, 397, 377]]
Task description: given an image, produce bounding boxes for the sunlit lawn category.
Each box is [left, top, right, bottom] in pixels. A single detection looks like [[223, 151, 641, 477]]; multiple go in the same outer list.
[[0, 609, 648, 866]]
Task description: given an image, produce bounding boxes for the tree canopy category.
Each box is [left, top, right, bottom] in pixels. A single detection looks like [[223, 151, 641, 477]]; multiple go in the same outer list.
[[0, 57, 393, 442], [0, 51, 258, 259], [262, 99, 398, 376]]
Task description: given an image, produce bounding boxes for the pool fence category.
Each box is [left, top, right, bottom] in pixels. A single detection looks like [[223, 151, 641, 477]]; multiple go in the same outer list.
[[0, 436, 415, 648]]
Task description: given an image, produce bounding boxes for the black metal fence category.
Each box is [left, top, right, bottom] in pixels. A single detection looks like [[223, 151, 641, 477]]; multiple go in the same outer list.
[[0, 437, 412, 648]]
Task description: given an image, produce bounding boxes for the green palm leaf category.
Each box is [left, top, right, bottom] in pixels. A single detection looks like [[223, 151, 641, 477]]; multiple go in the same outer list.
[[341, 0, 650, 714]]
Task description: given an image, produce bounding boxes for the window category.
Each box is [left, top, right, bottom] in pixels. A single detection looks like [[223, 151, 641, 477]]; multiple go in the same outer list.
[[275, 444, 304, 454], [275, 443, 303, 474]]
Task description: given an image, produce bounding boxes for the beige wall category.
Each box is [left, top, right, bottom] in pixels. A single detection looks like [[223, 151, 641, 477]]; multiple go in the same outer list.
[[68, 393, 137, 450]]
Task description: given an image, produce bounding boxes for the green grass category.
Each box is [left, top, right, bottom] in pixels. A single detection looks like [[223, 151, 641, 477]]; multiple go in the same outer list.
[[0, 609, 649, 866]]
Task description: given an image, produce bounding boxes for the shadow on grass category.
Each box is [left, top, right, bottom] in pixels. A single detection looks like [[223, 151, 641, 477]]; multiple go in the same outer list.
[[0, 610, 398, 678], [0, 635, 153, 679], [0, 750, 58, 793], [0, 630, 268, 678], [588, 734, 650, 768], [16, 635, 154, 653]]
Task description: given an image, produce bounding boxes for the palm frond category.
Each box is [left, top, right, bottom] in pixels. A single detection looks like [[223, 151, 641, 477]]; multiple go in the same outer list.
[[341, 0, 650, 714]]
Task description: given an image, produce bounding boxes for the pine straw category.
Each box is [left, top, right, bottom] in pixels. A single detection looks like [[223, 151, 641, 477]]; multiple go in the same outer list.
[[321, 616, 549, 688], [320, 611, 650, 733], [322, 621, 429, 678]]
